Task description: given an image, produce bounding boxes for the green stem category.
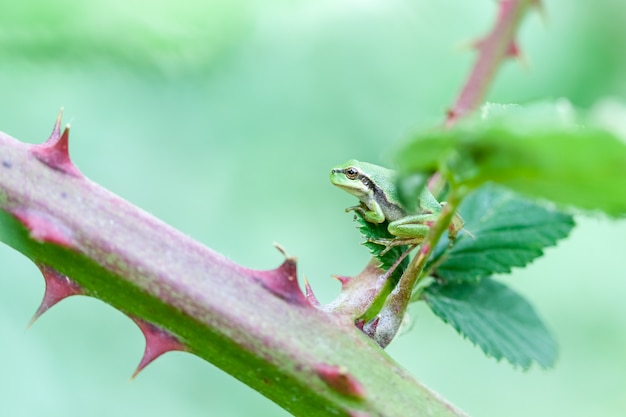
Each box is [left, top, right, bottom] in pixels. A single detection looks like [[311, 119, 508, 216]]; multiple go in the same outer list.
[[405, 192, 463, 289], [361, 190, 466, 348], [386, 190, 463, 308]]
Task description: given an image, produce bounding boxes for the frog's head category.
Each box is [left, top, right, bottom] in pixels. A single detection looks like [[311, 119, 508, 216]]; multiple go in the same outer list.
[[330, 159, 371, 198]]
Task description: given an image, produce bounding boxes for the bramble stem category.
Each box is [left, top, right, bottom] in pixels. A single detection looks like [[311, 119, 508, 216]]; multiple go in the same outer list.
[[446, 0, 535, 127], [0, 130, 469, 417]]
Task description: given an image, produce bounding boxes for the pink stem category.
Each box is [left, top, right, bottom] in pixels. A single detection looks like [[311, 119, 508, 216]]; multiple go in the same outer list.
[[446, 0, 535, 127]]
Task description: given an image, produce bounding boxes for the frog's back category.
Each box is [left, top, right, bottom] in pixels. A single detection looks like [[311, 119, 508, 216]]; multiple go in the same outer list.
[[356, 161, 407, 221], [358, 161, 441, 218]]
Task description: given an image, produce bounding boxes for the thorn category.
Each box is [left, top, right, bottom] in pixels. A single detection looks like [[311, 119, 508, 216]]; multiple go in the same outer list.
[[471, 6, 528, 63], [504, 40, 530, 70], [12, 207, 75, 247], [303, 277, 320, 306], [50, 107, 64, 142], [331, 275, 351, 288], [506, 40, 519, 58], [512, 47, 530, 71], [459, 35, 524, 63], [273, 242, 287, 255], [28, 264, 83, 327], [252, 258, 308, 306], [272, 242, 297, 263], [315, 363, 366, 399], [130, 317, 187, 379], [248, 245, 309, 306], [30, 111, 82, 177]]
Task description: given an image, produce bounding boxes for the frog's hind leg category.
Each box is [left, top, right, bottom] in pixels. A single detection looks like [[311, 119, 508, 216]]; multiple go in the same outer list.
[[368, 236, 425, 256]]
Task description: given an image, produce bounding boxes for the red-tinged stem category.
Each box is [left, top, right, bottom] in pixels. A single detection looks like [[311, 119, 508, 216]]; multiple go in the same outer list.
[[445, 0, 534, 127], [0, 129, 469, 417]]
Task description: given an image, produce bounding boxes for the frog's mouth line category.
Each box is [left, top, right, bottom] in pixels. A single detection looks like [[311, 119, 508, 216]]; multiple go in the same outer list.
[[333, 183, 368, 198]]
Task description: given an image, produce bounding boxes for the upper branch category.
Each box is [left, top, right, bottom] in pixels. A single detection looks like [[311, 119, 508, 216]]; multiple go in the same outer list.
[[446, 0, 536, 127]]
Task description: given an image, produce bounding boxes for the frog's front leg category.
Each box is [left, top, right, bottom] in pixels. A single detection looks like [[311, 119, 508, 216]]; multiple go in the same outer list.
[[345, 201, 386, 224]]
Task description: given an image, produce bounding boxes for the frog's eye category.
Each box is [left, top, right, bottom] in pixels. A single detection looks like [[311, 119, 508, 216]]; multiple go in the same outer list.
[[345, 167, 359, 180]]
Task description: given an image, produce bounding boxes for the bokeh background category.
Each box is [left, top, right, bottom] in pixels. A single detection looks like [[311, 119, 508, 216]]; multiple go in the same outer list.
[[1, 0, 625, 416]]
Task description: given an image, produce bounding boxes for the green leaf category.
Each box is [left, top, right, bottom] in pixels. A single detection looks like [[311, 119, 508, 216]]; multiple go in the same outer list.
[[354, 214, 408, 284], [429, 184, 575, 283], [396, 101, 626, 216], [423, 278, 557, 369]]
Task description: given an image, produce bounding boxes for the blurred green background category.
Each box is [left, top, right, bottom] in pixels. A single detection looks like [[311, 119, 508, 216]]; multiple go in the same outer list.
[[1, 0, 625, 416]]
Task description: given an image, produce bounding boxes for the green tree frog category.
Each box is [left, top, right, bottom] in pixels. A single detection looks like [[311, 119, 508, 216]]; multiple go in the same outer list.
[[330, 160, 463, 250]]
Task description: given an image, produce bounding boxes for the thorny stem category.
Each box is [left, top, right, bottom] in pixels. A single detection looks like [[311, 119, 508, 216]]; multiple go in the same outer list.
[[445, 0, 536, 127], [0, 2, 541, 416], [0, 128, 470, 417], [426, 0, 536, 274]]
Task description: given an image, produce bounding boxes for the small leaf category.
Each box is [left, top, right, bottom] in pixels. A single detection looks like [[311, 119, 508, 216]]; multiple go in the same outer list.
[[396, 100, 626, 216], [354, 214, 408, 284], [423, 278, 557, 369], [429, 184, 574, 283]]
